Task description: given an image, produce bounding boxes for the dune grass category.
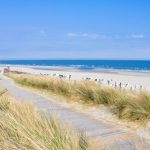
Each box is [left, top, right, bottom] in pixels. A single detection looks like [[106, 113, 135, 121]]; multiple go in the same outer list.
[[6, 73, 150, 124], [0, 93, 90, 150]]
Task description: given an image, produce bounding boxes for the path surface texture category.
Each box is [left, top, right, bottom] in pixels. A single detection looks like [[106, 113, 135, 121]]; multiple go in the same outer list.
[[0, 76, 150, 150]]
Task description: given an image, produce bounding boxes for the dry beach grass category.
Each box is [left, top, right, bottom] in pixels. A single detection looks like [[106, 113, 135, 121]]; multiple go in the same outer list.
[[0, 92, 90, 150], [6, 73, 150, 124]]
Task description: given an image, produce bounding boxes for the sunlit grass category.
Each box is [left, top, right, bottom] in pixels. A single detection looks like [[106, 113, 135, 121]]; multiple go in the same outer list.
[[6, 73, 150, 124], [0, 93, 90, 150]]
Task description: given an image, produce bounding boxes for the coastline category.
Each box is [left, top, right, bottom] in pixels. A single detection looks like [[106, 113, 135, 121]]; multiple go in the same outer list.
[[1, 64, 150, 90]]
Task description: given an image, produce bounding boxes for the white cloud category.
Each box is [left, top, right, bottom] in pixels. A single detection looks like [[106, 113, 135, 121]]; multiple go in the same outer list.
[[67, 32, 77, 37], [67, 32, 89, 38], [68, 32, 146, 40], [67, 32, 107, 39], [130, 34, 145, 39]]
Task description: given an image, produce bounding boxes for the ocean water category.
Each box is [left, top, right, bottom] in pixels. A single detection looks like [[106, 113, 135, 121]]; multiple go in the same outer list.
[[0, 60, 150, 71]]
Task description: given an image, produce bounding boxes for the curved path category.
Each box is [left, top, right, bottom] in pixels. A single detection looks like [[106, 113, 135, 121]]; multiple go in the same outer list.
[[0, 76, 149, 149]]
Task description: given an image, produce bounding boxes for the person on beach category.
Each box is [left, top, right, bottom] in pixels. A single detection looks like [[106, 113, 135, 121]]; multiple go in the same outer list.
[[69, 75, 71, 80], [119, 82, 122, 89], [107, 80, 110, 85], [95, 78, 97, 82], [140, 85, 143, 90]]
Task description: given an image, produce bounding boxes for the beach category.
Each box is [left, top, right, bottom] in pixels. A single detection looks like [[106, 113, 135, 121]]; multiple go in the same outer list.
[[1, 65, 150, 148], [2, 65, 150, 91]]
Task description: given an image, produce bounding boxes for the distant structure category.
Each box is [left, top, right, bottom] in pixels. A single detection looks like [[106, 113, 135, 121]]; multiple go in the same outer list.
[[4, 66, 10, 74]]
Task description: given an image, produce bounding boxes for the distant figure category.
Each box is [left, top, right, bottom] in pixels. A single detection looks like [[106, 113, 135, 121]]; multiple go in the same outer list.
[[69, 75, 71, 80], [119, 82, 122, 89], [59, 74, 63, 78], [140, 85, 143, 90], [115, 82, 117, 88], [86, 77, 91, 80], [125, 84, 128, 88], [107, 80, 110, 85]]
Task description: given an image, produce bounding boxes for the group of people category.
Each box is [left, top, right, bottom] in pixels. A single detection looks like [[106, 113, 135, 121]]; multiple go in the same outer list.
[[50, 73, 145, 91], [92, 78, 144, 91], [52, 73, 72, 80]]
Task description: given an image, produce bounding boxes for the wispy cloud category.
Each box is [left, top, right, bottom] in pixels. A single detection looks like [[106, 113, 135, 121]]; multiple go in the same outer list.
[[68, 32, 146, 40], [67, 32, 90, 38], [67, 32, 108, 39], [130, 34, 145, 39], [67, 32, 77, 37]]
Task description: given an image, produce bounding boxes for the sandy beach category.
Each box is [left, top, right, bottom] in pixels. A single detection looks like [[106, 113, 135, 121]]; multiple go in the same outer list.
[[2, 65, 150, 91]]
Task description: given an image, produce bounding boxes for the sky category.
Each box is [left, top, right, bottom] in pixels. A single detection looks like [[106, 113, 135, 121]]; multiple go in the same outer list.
[[0, 0, 150, 60]]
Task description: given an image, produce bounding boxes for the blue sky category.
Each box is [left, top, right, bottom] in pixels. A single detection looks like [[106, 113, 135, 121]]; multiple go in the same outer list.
[[0, 0, 150, 59]]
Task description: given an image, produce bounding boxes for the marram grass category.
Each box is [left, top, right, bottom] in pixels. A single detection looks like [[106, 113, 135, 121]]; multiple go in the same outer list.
[[6, 73, 150, 124], [0, 94, 91, 150]]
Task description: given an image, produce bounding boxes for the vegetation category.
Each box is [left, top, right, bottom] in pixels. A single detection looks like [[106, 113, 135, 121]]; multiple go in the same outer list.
[[6, 73, 150, 124], [0, 92, 90, 150]]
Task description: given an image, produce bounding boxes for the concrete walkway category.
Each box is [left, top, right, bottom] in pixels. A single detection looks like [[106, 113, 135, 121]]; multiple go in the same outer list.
[[0, 76, 149, 150]]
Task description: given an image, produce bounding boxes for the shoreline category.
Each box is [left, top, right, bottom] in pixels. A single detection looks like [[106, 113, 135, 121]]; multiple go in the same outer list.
[[1, 64, 150, 74], [1, 65, 150, 90]]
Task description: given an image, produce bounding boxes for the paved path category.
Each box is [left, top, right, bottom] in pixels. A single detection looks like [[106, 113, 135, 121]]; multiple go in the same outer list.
[[0, 76, 149, 150]]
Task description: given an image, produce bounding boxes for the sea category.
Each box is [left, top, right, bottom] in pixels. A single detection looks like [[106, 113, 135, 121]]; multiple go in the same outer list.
[[0, 60, 150, 72]]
